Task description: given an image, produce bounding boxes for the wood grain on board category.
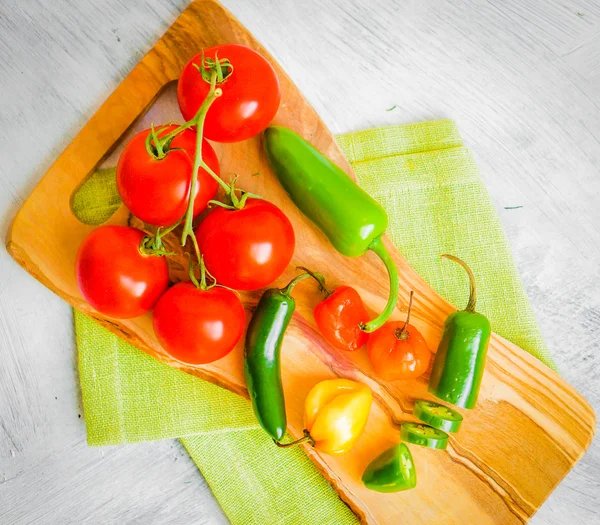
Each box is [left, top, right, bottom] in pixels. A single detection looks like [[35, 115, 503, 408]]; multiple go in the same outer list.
[[5, 1, 595, 523]]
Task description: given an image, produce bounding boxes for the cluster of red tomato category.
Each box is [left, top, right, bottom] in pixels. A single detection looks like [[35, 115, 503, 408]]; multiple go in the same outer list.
[[75, 43, 432, 382], [75, 44, 293, 364]]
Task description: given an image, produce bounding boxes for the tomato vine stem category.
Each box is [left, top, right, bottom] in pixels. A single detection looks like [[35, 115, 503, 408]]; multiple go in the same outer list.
[[180, 71, 223, 248], [138, 52, 261, 290], [151, 125, 165, 158]]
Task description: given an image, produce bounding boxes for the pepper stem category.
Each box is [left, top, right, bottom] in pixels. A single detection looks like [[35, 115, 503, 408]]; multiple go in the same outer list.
[[280, 269, 326, 297], [394, 291, 414, 341], [274, 429, 315, 448], [361, 236, 399, 333], [441, 254, 477, 313], [295, 266, 330, 296]]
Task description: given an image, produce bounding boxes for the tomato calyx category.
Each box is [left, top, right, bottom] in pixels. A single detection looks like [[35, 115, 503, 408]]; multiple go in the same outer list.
[[139, 222, 180, 257], [187, 253, 239, 298], [193, 50, 234, 85], [144, 124, 169, 160], [185, 252, 215, 290], [141, 123, 192, 162], [207, 175, 263, 211], [394, 291, 414, 341]]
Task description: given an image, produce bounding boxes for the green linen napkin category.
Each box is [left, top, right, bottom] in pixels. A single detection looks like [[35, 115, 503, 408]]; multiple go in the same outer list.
[[76, 119, 556, 525]]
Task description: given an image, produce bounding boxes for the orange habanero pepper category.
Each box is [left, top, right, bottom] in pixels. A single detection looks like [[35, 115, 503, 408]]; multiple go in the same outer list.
[[299, 269, 370, 352]]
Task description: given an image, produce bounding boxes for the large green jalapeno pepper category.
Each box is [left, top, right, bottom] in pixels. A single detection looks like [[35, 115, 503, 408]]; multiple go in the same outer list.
[[428, 255, 491, 409], [244, 270, 325, 441], [263, 126, 398, 333]]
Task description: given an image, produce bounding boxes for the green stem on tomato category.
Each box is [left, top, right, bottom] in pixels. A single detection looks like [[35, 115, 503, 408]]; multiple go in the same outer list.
[[204, 162, 237, 196], [185, 237, 206, 290], [189, 232, 203, 267], [155, 219, 181, 244], [156, 120, 195, 149], [186, 254, 201, 289], [186, 226, 220, 292], [214, 51, 224, 82], [199, 255, 208, 290], [361, 236, 400, 333], [139, 237, 176, 257], [151, 124, 165, 158], [139, 216, 182, 256]]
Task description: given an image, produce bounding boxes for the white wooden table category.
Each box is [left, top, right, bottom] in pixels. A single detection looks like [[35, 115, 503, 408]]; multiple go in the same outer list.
[[1, 1, 598, 523]]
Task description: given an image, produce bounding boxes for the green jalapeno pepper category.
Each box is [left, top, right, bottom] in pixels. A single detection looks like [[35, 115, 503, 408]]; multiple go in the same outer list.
[[413, 399, 463, 433], [400, 422, 449, 450], [244, 270, 325, 441], [263, 126, 399, 333], [362, 443, 417, 493], [428, 255, 491, 409]]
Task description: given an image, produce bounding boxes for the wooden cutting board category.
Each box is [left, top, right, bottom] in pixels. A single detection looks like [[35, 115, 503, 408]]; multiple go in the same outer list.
[[6, 1, 595, 523]]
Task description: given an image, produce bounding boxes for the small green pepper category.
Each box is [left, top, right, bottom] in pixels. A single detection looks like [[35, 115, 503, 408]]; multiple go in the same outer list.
[[400, 422, 449, 450], [428, 255, 491, 409], [362, 443, 417, 493], [244, 270, 325, 441], [263, 126, 399, 333], [413, 399, 463, 433]]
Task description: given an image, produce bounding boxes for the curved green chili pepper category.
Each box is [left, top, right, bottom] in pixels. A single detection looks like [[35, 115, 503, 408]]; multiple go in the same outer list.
[[263, 126, 398, 333], [428, 255, 491, 409], [244, 270, 325, 441]]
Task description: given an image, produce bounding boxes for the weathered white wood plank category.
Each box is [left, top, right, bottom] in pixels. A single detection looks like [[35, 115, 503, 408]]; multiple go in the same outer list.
[[0, 0, 598, 523]]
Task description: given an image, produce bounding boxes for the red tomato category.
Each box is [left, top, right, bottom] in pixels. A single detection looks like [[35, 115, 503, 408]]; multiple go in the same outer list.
[[153, 282, 246, 364], [367, 321, 432, 381], [177, 44, 280, 143], [196, 199, 295, 291], [116, 125, 220, 226], [75, 226, 169, 319]]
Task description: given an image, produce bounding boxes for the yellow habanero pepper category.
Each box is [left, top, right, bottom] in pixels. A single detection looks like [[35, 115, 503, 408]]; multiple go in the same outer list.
[[276, 379, 372, 455]]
